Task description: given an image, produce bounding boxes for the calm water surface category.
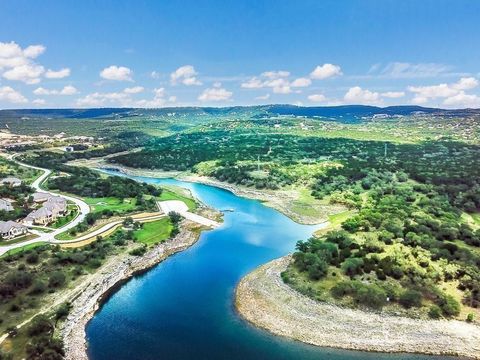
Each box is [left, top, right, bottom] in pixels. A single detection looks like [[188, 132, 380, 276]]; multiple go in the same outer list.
[[87, 174, 452, 360]]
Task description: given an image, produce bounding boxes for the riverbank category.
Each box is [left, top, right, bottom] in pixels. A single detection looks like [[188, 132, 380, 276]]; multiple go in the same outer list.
[[236, 256, 480, 359], [70, 158, 341, 225], [61, 220, 205, 360]]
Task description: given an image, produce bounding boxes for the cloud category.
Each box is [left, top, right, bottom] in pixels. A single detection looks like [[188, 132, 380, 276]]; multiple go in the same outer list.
[[255, 94, 270, 100], [150, 71, 160, 79], [344, 86, 381, 105], [241, 71, 296, 94], [170, 65, 201, 86], [100, 65, 133, 81], [22, 45, 45, 59], [443, 92, 480, 108], [3, 64, 45, 84], [310, 63, 342, 80], [291, 77, 312, 87], [76, 87, 175, 108], [408, 77, 479, 104], [261, 70, 290, 79], [381, 91, 405, 98], [32, 98, 45, 105], [76, 91, 129, 107], [308, 93, 327, 102], [124, 86, 144, 94], [134, 88, 177, 108], [45, 68, 70, 79], [198, 84, 232, 102], [241, 77, 264, 89], [370, 62, 457, 79], [0, 86, 28, 103], [33, 85, 78, 96], [0, 42, 47, 84]]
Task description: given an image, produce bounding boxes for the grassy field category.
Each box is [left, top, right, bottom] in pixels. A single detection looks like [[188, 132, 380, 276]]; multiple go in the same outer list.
[[0, 242, 47, 258], [84, 196, 137, 214], [159, 188, 197, 211], [134, 218, 173, 245]]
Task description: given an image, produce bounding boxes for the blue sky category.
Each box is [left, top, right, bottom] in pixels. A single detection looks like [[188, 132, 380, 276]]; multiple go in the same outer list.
[[0, 0, 479, 109]]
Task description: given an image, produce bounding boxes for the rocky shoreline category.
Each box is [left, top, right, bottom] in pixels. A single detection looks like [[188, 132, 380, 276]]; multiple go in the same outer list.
[[61, 221, 202, 360], [236, 256, 480, 359]]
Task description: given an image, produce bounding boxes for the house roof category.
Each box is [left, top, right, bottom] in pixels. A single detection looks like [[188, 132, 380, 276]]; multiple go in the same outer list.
[[27, 207, 53, 219], [0, 220, 26, 233], [32, 192, 52, 202]]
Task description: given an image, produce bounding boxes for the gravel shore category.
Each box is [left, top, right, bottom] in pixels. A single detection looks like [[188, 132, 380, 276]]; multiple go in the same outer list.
[[236, 256, 480, 359], [61, 221, 202, 360]]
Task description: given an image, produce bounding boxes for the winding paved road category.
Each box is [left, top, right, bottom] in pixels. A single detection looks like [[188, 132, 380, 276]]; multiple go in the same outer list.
[[0, 158, 218, 256], [0, 158, 91, 256]]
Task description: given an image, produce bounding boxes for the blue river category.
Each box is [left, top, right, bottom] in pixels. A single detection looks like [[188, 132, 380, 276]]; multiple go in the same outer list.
[[87, 174, 451, 360]]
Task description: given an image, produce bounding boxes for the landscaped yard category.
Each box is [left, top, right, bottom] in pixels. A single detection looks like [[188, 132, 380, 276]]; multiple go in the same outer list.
[[84, 196, 137, 214], [51, 207, 79, 229], [134, 218, 173, 245]]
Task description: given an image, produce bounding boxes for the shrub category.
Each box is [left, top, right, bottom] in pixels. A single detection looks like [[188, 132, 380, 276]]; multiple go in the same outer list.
[[342, 258, 364, 277], [466, 313, 475, 323], [399, 289, 423, 308], [354, 284, 387, 310], [26, 252, 39, 264], [29, 280, 47, 295], [428, 305, 442, 319], [438, 295, 461, 317], [48, 271, 66, 288], [27, 315, 53, 337]]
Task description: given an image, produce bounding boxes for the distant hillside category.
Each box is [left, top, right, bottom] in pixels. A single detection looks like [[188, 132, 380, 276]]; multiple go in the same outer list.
[[1, 105, 479, 121]]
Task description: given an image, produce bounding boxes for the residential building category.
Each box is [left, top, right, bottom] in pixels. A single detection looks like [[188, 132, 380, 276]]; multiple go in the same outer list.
[[0, 220, 28, 240]]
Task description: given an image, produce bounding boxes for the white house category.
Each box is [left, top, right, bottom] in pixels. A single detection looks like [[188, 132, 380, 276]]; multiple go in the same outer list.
[[0, 220, 28, 240]]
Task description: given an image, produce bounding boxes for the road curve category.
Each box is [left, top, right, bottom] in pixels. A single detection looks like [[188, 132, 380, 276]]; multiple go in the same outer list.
[[0, 157, 91, 256]]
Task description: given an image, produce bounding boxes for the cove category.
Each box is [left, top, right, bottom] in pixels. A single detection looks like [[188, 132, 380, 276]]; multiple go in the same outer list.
[[86, 173, 452, 360]]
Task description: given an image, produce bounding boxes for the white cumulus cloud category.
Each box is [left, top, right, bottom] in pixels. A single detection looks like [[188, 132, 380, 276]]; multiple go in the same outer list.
[[308, 94, 327, 103], [198, 84, 232, 102], [408, 77, 479, 105], [0, 86, 28, 103], [344, 86, 381, 105], [33, 85, 78, 96], [100, 65, 133, 81], [0, 42, 48, 84], [3, 64, 45, 84], [381, 91, 405, 98], [170, 65, 201, 86], [32, 99, 46, 105], [291, 77, 312, 87], [45, 68, 71, 79], [124, 86, 144, 94], [310, 63, 342, 80]]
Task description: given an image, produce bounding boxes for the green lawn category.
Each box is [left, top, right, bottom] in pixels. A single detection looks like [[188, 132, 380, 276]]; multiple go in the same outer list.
[[0, 242, 47, 258], [51, 207, 79, 229], [159, 188, 197, 211], [134, 218, 173, 245], [84, 197, 137, 214]]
